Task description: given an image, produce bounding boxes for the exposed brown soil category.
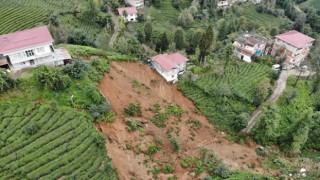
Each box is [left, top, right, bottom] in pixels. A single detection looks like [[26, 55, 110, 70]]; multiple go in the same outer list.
[[97, 61, 273, 179]]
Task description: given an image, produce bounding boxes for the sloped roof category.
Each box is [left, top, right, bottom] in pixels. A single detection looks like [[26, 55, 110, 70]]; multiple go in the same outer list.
[[152, 52, 188, 71], [117, 7, 138, 15], [275, 30, 315, 48], [0, 26, 54, 54]]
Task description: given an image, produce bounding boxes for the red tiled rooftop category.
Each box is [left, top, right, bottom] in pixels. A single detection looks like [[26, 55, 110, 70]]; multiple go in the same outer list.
[[152, 52, 188, 71], [275, 30, 315, 48], [117, 7, 138, 15], [0, 26, 54, 54]]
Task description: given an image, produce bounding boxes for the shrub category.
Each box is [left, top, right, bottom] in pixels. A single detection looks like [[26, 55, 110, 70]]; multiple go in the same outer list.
[[0, 68, 16, 92], [64, 58, 90, 79], [145, 143, 159, 156], [124, 118, 138, 131], [166, 104, 184, 117], [34, 66, 71, 91], [123, 103, 142, 116], [215, 163, 230, 179], [88, 102, 112, 120], [170, 137, 180, 152], [151, 113, 168, 128], [24, 124, 39, 135], [162, 164, 175, 174]]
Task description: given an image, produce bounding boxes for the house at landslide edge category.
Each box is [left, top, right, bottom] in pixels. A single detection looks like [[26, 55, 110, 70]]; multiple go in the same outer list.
[[117, 7, 138, 22], [271, 30, 315, 67], [152, 52, 188, 82], [233, 34, 268, 63], [0, 26, 71, 71], [126, 0, 144, 8]]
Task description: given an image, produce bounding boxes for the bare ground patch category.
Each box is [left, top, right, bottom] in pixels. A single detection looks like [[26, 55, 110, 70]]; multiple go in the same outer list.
[[97, 61, 273, 179]]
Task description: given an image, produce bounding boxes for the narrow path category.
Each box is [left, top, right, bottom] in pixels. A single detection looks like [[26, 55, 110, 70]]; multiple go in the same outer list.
[[242, 71, 288, 134], [108, 6, 119, 47]]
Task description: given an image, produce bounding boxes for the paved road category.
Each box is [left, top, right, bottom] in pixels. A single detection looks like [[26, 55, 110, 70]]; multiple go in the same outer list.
[[242, 71, 288, 134], [108, 6, 119, 47]]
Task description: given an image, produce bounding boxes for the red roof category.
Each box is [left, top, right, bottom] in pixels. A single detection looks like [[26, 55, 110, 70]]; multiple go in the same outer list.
[[275, 30, 315, 48], [0, 26, 53, 54], [117, 7, 138, 15], [152, 52, 188, 71]]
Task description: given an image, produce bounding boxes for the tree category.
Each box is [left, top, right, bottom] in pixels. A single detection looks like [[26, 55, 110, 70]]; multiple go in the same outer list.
[[144, 22, 153, 43], [252, 104, 281, 145], [270, 27, 279, 36], [231, 112, 249, 132], [156, 32, 169, 52], [215, 163, 230, 179], [223, 44, 234, 73], [174, 28, 184, 50], [198, 25, 214, 64], [178, 9, 194, 27], [64, 58, 90, 79], [282, 108, 313, 155], [150, 0, 161, 7], [0, 68, 16, 92], [293, 13, 306, 31], [217, 19, 229, 41]]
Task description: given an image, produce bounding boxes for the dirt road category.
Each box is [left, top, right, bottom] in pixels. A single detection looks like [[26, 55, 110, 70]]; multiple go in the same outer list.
[[242, 71, 288, 134], [98, 62, 273, 179], [108, 6, 119, 47]]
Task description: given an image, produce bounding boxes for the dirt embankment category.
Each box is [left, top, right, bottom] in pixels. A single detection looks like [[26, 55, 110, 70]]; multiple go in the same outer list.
[[97, 62, 271, 179]]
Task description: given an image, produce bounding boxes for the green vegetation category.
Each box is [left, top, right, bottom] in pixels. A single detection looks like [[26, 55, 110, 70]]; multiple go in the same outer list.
[[179, 62, 272, 132], [161, 164, 175, 174], [123, 102, 142, 117], [301, 0, 320, 10], [0, 103, 116, 179]]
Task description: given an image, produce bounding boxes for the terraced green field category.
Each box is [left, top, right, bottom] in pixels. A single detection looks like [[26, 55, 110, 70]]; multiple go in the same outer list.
[[0, 103, 116, 179], [0, 0, 99, 35], [300, 0, 320, 10], [242, 3, 292, 28], [179, 63, 271, 131]]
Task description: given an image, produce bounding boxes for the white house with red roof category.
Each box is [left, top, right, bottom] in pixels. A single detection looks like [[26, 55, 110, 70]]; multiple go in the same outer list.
[[151, 52, 188, 82], [271, 30, 315, 66], [117, 7, 138, 22], [0, 26, 71, 71]]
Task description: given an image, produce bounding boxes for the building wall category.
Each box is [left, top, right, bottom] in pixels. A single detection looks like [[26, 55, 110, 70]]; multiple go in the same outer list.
[[272, 38, 313, 66], [122, 13, 137, 21], [153, 61, 179, 82], [3, 43, 66, 71]]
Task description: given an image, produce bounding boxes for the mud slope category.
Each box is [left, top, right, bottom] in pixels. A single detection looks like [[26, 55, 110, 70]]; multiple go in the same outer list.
[[98, 61, 268, 179]]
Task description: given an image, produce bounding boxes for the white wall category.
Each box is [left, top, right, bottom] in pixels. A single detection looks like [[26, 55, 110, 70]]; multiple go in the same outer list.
[[153, 61, 179, 82], [5, 43, 53, 64]]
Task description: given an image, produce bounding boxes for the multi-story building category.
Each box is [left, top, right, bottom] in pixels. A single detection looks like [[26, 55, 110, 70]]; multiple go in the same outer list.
[[271, 30, 315, 67], [126, 0, 144, 8], [0, 26, 71, 71], [233, 34, 268, 63], [117, 7, 138, 22], [152, 52, 188, 82]]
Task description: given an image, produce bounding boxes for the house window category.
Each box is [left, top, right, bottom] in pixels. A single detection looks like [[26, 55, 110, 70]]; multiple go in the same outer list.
[[25, 50, 34, 57], [37, 47, 45, 53], [20, 62, 26, 65]]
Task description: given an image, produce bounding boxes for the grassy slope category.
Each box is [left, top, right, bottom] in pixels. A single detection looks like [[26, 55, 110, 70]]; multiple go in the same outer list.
[[179, 62, 271, 131], [0, 103, 116, 179], [300, 0, 320, 10], [242, 3, 291, 28], [0, 0, 99, 35]]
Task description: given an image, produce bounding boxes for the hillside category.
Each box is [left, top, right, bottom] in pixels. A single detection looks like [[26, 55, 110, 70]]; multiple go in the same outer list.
[[0, 103, 116, 179], [300, 0, 320, 10]]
